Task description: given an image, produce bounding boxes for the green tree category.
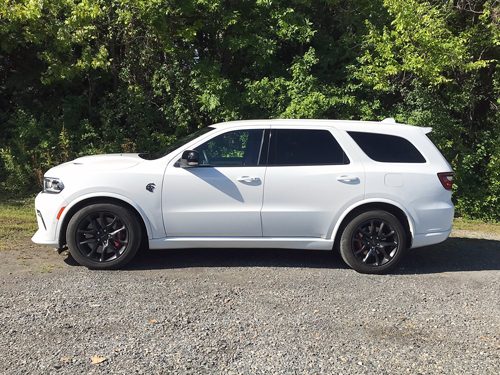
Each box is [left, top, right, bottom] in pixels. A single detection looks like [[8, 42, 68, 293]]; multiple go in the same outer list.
[[355, 0, 500, 220], [2, 0, 500, 221]]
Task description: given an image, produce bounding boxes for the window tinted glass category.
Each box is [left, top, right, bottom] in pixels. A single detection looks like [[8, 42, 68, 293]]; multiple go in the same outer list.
[[269, 129, 349, 165], [348, 131, 426, 163], [195, 129, 266, 166]]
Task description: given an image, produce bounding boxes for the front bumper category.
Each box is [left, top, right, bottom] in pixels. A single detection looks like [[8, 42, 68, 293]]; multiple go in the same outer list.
[[31, 191, 68, 248]]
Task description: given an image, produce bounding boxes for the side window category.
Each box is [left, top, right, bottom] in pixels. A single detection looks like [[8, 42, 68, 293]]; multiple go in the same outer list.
[[269, 129, 349, 165], [348, 131, 426, 163], [195, 129, 266, 166]]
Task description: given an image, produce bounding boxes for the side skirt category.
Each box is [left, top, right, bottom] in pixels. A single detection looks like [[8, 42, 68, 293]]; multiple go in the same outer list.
[[148, 237, 333, 250]]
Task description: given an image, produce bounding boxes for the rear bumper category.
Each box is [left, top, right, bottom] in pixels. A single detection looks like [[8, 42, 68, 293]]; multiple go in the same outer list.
[[411, 228, 452, 249]]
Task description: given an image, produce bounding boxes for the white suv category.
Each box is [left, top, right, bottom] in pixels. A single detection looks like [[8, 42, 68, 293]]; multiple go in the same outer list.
[[33, 119, 454, 273]]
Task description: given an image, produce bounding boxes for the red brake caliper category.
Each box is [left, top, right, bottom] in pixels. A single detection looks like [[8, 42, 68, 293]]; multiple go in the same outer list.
[[114, 220, 122, 247], [355, 233, 363, 250]]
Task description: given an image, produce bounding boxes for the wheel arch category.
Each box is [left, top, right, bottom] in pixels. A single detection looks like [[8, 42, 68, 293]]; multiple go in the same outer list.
[[57, 194, 151, 249], [332, 201, 414, 250]]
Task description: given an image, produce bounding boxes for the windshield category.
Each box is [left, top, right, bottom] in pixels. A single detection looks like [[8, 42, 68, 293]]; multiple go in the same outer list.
[[139, 127, 215, 160]]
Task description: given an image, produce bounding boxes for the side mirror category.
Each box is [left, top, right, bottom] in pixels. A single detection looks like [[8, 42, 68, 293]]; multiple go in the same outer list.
[[180, 150, 199, 168]]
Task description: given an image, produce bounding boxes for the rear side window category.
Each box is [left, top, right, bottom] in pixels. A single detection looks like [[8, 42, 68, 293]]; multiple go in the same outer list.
[[348, 131, 426, 163], [269, 129, 349, 165]]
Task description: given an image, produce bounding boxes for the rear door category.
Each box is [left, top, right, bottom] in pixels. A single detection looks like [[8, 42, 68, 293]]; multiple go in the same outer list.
[[261, 126, 365, 239]]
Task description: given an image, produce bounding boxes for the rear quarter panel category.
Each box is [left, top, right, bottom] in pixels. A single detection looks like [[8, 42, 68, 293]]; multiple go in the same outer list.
[[339, 126, 454, 236]]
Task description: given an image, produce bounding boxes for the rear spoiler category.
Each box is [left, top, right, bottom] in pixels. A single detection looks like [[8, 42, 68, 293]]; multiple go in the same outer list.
[[380, 118, 433, 134]]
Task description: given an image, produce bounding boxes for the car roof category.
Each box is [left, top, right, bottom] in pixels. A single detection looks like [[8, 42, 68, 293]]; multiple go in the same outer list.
[[209, 119, 432, 134]]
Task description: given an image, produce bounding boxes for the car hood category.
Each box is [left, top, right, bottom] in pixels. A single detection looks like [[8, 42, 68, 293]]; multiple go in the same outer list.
[[71, 154, 146, 169], [46, 154, 146, 175]]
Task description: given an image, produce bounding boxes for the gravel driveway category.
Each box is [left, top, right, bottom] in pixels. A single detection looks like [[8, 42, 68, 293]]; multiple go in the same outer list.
[[1, 232, 499, 374]]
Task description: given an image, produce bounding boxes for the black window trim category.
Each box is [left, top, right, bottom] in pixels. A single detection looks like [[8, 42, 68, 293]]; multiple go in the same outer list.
[[182, 127, 351, 167]]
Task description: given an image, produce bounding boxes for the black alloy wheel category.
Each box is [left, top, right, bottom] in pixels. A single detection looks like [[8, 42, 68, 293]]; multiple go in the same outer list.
[[67, 203, 142, 269], [76, 211, 128, 262], [340, 210, 406, 274]]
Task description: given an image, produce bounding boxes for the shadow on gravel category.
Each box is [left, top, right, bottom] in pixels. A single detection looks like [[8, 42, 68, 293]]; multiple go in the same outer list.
[[122, 247, 349, 271], [63, 236, 500, 274], [396, 236, 500, 274]]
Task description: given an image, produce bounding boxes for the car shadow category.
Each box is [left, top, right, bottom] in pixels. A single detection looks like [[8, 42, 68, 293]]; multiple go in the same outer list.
[[124, 246, 349, 271], [395, 236, 500, 274], [63, 236, 500, 274]]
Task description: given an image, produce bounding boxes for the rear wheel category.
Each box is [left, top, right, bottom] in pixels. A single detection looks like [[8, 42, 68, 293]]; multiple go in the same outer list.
[[340, 210, 406, 274], [66, 203, 141, 269]]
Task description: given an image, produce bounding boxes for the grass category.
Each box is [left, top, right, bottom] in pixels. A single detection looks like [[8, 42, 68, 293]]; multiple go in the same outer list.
[[0, 195, 38, 248], [39, 264, 61, 273], [452, 218, 500, 235]]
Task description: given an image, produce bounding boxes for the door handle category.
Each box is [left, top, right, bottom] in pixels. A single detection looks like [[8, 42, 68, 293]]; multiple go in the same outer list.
[[237, 176, 259, 183], [336, 175, 359, 182]]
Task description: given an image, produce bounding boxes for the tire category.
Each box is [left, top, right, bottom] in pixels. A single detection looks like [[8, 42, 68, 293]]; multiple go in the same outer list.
[[66, 203, 142, 270], [340, 210, 406, 274]]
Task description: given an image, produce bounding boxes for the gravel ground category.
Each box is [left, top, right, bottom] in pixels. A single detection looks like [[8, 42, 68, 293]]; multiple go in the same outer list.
[[1, 234, 499, 374]]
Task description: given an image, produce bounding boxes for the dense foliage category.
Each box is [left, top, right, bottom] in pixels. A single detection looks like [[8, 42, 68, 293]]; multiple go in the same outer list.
[[1, 0, 499, 220]]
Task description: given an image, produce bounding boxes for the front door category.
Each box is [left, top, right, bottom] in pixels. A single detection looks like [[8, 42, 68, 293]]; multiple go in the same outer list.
[[162, 128, 269, 237]]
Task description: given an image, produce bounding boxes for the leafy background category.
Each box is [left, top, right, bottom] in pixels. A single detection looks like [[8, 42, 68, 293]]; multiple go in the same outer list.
[[1, 0, 499, 220]]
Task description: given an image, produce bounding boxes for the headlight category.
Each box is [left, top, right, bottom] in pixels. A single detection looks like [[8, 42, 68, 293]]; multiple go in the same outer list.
[[43, 177, 65, 194]]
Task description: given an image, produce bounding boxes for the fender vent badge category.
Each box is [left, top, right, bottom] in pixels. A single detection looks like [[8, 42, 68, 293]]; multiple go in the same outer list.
[[146, 183, 156, 193]]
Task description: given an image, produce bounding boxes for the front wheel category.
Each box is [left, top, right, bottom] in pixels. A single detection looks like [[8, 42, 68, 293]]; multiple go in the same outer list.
[[66, 203, 142, 270], [340, 210, 406, 274]]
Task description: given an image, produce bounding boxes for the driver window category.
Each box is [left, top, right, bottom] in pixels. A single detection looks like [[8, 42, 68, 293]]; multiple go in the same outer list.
[[195, 129, 266, 166]]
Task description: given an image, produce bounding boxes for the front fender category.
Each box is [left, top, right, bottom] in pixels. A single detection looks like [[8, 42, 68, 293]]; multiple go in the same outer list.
[[56, 192, 156, 245]]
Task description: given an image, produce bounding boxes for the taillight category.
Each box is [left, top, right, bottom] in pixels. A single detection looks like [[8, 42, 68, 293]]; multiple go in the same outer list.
[[438, 172, 454, 190]]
